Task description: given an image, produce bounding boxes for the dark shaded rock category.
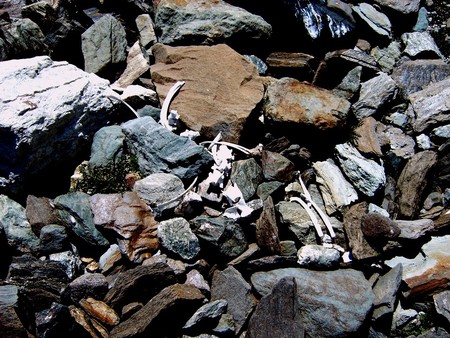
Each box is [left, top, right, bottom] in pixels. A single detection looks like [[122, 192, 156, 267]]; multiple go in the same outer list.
[[40, 224, 69, 255], [434, 290, 450, 326], [361, 212, 400, 240], [158, 217, 200, 261], [261, 150, 295, 183], [255, 196, 281, 254], [332, 65, 362, 100], [88, 125, 125, 170], [36, 302, 74, 338], [183, 299, 228, 335], [245, 255, 299, 273], [62, 273, 108, 305], [25, 195, 59, 235], [256, 181, 284, 202], [110, 284, 205, 338], [265, 51, 315, 80], [247, 277, 305, 338], [371, 41, 401, 73], [230, 158, 264, 201], [372, 264, 403, 323], [0, 284, 28, 338], [211, 266, 257, 335], [122, 116, 214, 181], [104, 262, 177, 311], [21, 1, 57, 34]]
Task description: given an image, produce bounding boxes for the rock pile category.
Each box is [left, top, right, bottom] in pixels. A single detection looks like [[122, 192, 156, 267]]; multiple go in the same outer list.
[[0, 0, 449, 337]]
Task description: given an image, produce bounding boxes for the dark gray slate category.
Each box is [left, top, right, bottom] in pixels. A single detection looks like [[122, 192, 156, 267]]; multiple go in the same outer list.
[[230, 158, 264, 201], [89, 125, 125, 169], [39, 224, 69, 255], [183, 299, 228, 334], [122, 117, 214, 181], [158, 217, 200, 261], [62, 272, 108, 304], [372, 264, 403, 322]]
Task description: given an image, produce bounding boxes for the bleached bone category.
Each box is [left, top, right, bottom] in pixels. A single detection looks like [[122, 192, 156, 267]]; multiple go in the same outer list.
[[290, 197, 324, 238], [107, 94, 140, 118], [223, 182, 253, 218], [160, 81, 185, 130]]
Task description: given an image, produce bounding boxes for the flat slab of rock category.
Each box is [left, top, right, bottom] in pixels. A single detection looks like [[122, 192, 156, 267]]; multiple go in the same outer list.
[[150, 43, 264, 142]]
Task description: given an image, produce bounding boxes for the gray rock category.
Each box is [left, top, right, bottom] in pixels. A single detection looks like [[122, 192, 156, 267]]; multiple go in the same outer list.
[[280, 240, 298, 256], [122, 117, 214, 181], [371, 41, 401, 73], [401, 31, 445, 59], [383, 126, 416, 159], [313, 160, 358, 215], [413, 7, 429, 32], [0, 194, 41, 254], [89, 125, 125, 170], [417, 327, 450, 338], [185, 269, 210, 294], [261, 150, 295, 183], [120, 84, 158, 108], [255, 196, 281, 254], [256, 181, 284, 201], [332, 66, 362, 100], [251, 267, 375, 337], [158, 217, 200, 260], [211, 266, 257, 334], [135, 14, 157, 48], [372, 264, 403, 322], [49, 250, 81, 280], [396, 218, 435, 240], [335, 143, 386, 197], [432, 124, 450, 140], [434, 290, 450, 326], [0, 285, 27, 337], [183, 299, 228, 333], [297, 244, 341, 269], [244, 54, 268, 75], [373, 0, 420, 14], [353, 3, 391, 37], [212, 313, 235, 336], [155, 0, 272, 46], [230, 158, 263, 201], [276, 201, 318, 245], [352, 72, 398, 120], [191, 217, 247, 260], [0, 56, 118, 196], [81, 14, 127, 74], [99, 243, 122, 274], [247, 277, 305, 338], [21, 1, 58, 33], [62, 272, 108, 304]]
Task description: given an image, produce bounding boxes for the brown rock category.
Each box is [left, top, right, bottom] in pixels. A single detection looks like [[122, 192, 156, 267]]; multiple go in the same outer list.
[[110, 284, 205, 338], [79, 297, 120, 326], [256, 196, 281, 254], [396, 151, 438, 219], [266, 51, 315, 80], [261, 150, 295, 183], [26, 195, 59, 234], [354, 117, 383, 156], [150, 43, 264, 142], [361, 212, 400, 240], [263, 77, 350, 130]]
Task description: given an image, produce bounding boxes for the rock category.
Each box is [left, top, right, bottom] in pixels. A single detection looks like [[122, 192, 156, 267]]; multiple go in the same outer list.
[[0, 194, 41, 254], [432, 125, 450, 141], [386, 235, 450, 299], [297, 244, 341, 269], [154, 0, 272, 47], [256, 181, 284, 201], [263, 77, 351, 130], [354, 117, 383, 156], [120, 84, 159, 108], [396, 151, 438, 218], [261, 150, 295, 183], [49, 250, 81, 280], [122, 116, 214, 180], [0, 284, 28, 338], [383, 126, 416, 159], [353, 3, 392, 37], [250, 267, 375, 337], [104, 262, 177, 311], [98, 243, 122, 274], [68, 304, 106, 337], [135, 14, 157, 48], [416, 327, 450, 338], [183, 299, 228, 334], [39, 224, 69, 255], [410, 78, 450, 133], [230, 158, 263, 201], [81, 14, 127, 75], [332, 66, 362, 100], [79, 297, 120, 326], [150, 43, 264, 142], [396, 218, 435, 240], [25, 195, 59, 234], [373, 0, 420, 14], [246, 255, 298, 273], [392, 59, 450, 98], [361, 212, 400, 242], [62, 272, 108, 304], [352, 72, 398, 120], [35, 302, 73, 338], [88, 125, 126, 170], [255, 196, 281, 254], [335, 143, 386, 197], [371, 41, 402, 73], [265, 51, 315, 80], [276, 201, 317, 245], [211, 266, 257, 334], [413, 7, 429, 32], [0, 56, 118, 197], [21, 1, 58, 34], [158, 217, 200, 260], [185, 269, 210, 295], [372, 264, 403, 322], [247, 277, 305, 338], [191, 217, 247, 260], [313, 160, 358, 215], [110, 284, 205, 338], [434, 290, 450, 326], [401, 31, 445, 59]]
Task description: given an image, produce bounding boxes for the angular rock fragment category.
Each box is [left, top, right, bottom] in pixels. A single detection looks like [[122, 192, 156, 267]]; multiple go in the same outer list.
[[401, 31, 445, 59], [434, 290, 450, 326], [79, 297, 120, 326], [112, 40, 150, 89], [135, 14, 157, 48], [255, 196, 281, 254], [230, 158, 264, 201], [62, 273, 109, 304], [261, 150, 295, 183], [158, 217, 200, 260], [373, 0, 420, 14], [396, 219, 435, 240], [183, 299, 228, 334], [372, 264, 403, 323], [353, 3, 392, 37], [0, 285, 28, 337]]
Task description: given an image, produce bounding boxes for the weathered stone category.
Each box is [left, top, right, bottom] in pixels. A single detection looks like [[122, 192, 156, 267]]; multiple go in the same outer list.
[[104, 262, 177, 311], [386, 235, 450, 299], [251, 267, 375, 337], [25, 195, 59, 234], [35, 302, 73, 338], [353, 3, 392, 37], [246, 255, 298, 273], [247, 277, 305, 338], [261, 150, 295, 183], [120, 84, 159, 108], [81, 14, 127, 74], [313, 160, 358, 215], [183, 299, 228, 334], [276, 201, 317, 245], [401, 31, 445, 59], [230, 158, 264, 201], [135, 14, 157, 48], [0, 284, 27, 338], [0, 56, 118, 196], [255, 196, 281, 254], [396, 151, 438, 218], [434, 290, 450, 326], [383, 126, 416, 159], [88, 126, 126, 171], [21, 1, 58, 33], [396, 218, 435, 240], [211, 266, 257, 334], [150, 43, 264, 142], [155, 0, 272, 46], [110, 284, 205, 337], [112, 41, 150, 89], [354, 117, 383, 156], [256, 181, 284, 202], [49, 250, 81, 280], [361, 212, 400, 241], [432, 125, 450, 141], [332, 66, 362, 100], [62, 272, 108, 304], [158, 217, 200, 260], [265, 51, 315, 80], [352, 72, 398, 120], [373, 0, 420, 14], [98, 243, 122, 274], [297, 244, 341, 269], [79, 297, 120, 326], [68, 305, 104, 338], [122, 116, 214, 180], [410, 78, 450, 133], [264, 77, 351, 130], [185, 269, 210, 294], [371, 41, 401, 73], [372, 264, 403, 322]]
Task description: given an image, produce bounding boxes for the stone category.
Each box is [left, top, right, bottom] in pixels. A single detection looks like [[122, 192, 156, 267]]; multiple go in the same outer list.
[[353, 117, 383, 156], [158, 217, 200, 261], [230, 158, 264, 201], [120, 84, 159, 108], [373, 0, 420, 14], [255, 196, 281, 254], [432, 125, 450, 140], [276, 201, 316, 245], [416, 327, 450, 338], [49, 250, 81, 280], [361, 212, 400, 241], [313, 160, 358, 215], [383, 126, 416, 159], [21, 1, 58, 34], [371, 41, 401, 73], [88, 125, 125, 170], [185, 269, 210, 295], [244, 54, 268, 75], [256, 181, 284, 201], [401, 31, 445, 59], [25, 195, 60, 234], [69, 304, 105, 337], [413, 7, 429, 32], [247, 277, 305, 338], [396, 151, 438, 218], [183, 299, 228, 334], [0, 284, 27, 338], [0, 56, 118, 197], [81, 14, 127, 74], [410, 78, 450, 133], [392, 59, 450, 98], [98, 243, 122, 274], [353, 3, 392, 37], [396, 218, 435, 240], [122, 117, 214, 180], [335, 143, 386, 197], [135, 14, 157, 48], [0, 194, 41, 254], [35, 302, 73, 338], [211, 266, 257, 334], [297, 244, 341, 269], [372, 264, 403, 322], [104, 262, 177, 311], [250, 267, 375, 337], [332, 66, 362, 100], [352, 72, 398, 120], [246, 255, 298, 273], [191, 216, 247, 260], [261, 150, 295, 183], [110, 284, 205, 338], [150, 43, 264, 142], [263, 77, 351, 130], [79, 297, 120, 326], [386, 235, 450, 299], [155, 0, 272, 46], [265, 51, 315, 80], [434, 290, 450, 326], [62, 273, 108, 304], [39, 224, 68, 254]]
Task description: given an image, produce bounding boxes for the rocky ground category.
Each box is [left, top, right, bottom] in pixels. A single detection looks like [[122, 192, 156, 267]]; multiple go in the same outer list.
[[0, 0, 450, 337]]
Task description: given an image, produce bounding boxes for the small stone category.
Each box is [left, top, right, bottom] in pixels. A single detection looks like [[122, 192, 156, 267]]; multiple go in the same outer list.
[[280, 240, 297, 256], [361, 212, 400, 240], [255, 196, 281, 254], [158, 217, 200, 261], [372, 264, 403, 322], [353, 3, 392, 37], [39, 224, 68, 255], [401, 31, 444, 59], [49, 250, 82, 280], [112, 41, 150, 90], [297, 244, 341, 269], [261, 150, 295, 183], [416, 134, 432, 150], [185, 269, 210, 294], [396, 219, 435, 240], [79, 297, 120, 326], [99, 244, 122, 274], [62, 273, 108, 304], [135, 14, 157, 48], [183, 299, 228, 334]]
